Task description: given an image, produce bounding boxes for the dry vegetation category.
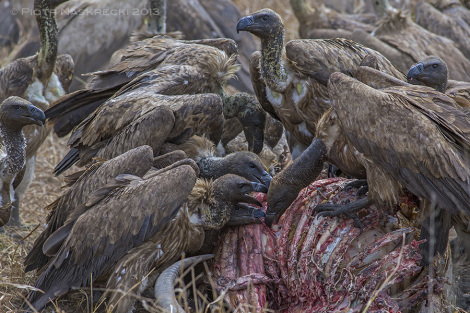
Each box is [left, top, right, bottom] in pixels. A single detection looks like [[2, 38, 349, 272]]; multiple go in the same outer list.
[[0, 1, 296, 312]]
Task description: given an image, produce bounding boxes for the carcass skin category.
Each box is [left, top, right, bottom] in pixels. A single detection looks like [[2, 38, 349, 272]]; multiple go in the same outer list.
[[212, 178, 454, 312]]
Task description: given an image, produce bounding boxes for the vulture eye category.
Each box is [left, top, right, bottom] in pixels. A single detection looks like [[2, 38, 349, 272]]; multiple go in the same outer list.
[[262, 15, 268, 21], [249, 162, 256, 169], [238, 182, 247, 189], [432, 64, 438, 69], [14, 105, 20, 110]]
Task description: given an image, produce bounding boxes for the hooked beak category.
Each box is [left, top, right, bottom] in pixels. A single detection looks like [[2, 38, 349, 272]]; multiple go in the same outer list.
[[407, 62, 424, 84], [26, 104, 46, 127], [236, 15, 254, 33], [260, 170, 272, 188], [238, 192, 262, 207], [264, 210, 278, 227], [251, 181, 268, 193], [226, 203, 265, 226]]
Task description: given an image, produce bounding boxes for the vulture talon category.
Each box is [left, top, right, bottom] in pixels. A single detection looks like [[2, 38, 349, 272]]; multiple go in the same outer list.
[[314, 197, 373, 230], [343, 179, 368, 191]]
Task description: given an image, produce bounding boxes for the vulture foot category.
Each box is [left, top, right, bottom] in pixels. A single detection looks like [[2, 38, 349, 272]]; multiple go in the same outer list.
[[344, 179, 369, 196], [5, 198, 24, 227], [314, 197, 373, 231], [327, 164, 343, 178]]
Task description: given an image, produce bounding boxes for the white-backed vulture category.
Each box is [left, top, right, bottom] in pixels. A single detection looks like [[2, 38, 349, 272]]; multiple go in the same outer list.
[[25, 149, 266, 313], [370, 0, 470, 81], [290, 0, 376, 39], [45, 36, 245, 138], [236, 8, 405, 148], [0, 0, 74, 226], [0, 97, 45, 227], [407, 56, 470, 108], [267, 72, 470, 265], [5, 0, 148, 92], [414, 0, 470, 60]]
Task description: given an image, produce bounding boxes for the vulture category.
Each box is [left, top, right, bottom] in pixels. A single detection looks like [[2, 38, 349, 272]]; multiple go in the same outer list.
[[164, 0, 257, 93], [0, 97, 45, 227], [407, 56, 470, 108], [414, 0, 470, 60], [24, 146, 266, 313], [290, 0, 376, 39], [45, 36, 257, 140], [4, 0, 148, 92], [267, 72, 470, 265], [25, 142, 270, 274], [368, 0, 470, 81], [0, 0, 74, 226], [236, 8, 404, 149]]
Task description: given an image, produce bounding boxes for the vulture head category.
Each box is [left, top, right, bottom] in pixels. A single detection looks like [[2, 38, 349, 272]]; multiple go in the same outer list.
[[196, 174, 264, 230], [236, 8, 284, 40], [0, 96, 46, 130], [221, 151, 272, 188], [224, 93, 266, 154], [407, 56, 448, 93], [54, 54, 75, 93]]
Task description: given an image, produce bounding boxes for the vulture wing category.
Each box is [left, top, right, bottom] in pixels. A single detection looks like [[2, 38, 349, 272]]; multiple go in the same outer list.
[[24, 146, 154, 273], [328, 72, 470, 215], [27, 164, 198, 312], [285, 38, 406, 85]]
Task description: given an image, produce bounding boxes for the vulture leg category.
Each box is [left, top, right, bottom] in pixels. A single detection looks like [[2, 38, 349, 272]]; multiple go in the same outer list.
[[343, 179, 369, 196], [225, 204, 265, 227], [314, 197, 374, 230], [5, 194, 21, 227], [419, 200, 452, 266]]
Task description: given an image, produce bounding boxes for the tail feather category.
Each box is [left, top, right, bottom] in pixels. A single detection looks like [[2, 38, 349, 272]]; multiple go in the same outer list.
[[46, 88, 117, 137], [54, 148, 80, 176]]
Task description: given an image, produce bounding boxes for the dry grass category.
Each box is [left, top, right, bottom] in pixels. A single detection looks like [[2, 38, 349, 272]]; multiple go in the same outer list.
[[0, 1, 295, 312]]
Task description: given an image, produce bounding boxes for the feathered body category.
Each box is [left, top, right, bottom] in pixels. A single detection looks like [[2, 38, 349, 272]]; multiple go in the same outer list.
[[237, 9, 405, 147]]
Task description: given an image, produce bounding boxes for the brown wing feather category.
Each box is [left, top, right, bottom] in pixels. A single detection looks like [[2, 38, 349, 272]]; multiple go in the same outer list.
[[328, 72, 470, 214], [285, 38, 406, 85], [24, 146, 154, 272], [27, 164, 198, 312], [0, 57, 35, 101]]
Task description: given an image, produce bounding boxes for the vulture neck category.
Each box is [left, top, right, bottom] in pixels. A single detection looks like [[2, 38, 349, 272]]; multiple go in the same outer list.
[[0, 124, 26, 182], [222, 93, 254, 120], [260, 30, 290, 93], [35, 0, 61, 84], [148, 0, 167, 34], [196, 157, 227, 179]]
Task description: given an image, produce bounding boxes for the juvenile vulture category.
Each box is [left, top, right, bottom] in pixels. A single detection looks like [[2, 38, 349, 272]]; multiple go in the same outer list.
[[0, 97, 45, 227], [0, 0, 74, 226], [369, 0, 470, 81], [407, 56, 470, 108], [267, 72, 470, 265], [236, 8, 404, 148], [45, 36, 251, 139], [414, 0, 470, 60], [26, 143, 269, 273], [25, 148, 266, 313], [290, 0, 376, 39]]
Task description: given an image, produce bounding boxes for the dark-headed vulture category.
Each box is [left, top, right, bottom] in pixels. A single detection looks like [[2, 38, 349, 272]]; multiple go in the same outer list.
[[268, 72, 470, 265], [407, 56, 470, 108], [0, 97, 45, 227], [25, 145, 266, 313], [236, 8, 404, 148], [0, 0, 74, 226], [370, 0, 470, 81]]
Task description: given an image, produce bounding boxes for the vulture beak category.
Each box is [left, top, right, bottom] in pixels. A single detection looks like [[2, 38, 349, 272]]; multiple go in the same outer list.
[[244, 125, 264, 155], [226, 203, 265, 226], [251, 181, 268, 193], [238, 192, 262, 207], [26, 104, 46, 127], [236, 15, 254, 33], [264, 210, 278, 228], [260, 170, 272, 188], [407, 62, 424, 83]]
